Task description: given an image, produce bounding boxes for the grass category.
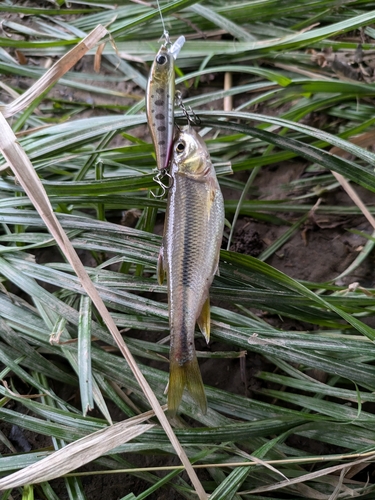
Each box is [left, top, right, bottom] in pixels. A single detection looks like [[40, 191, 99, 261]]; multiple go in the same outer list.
[[1, 0, 375, 498]]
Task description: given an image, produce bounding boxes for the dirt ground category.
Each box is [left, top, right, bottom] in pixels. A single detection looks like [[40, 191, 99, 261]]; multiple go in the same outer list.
[[231, 164, 372, 286]]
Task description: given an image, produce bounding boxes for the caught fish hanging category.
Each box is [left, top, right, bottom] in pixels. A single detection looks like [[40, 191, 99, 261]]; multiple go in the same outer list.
[[157, 125, 225, 415], [146, 33, 185, 172]]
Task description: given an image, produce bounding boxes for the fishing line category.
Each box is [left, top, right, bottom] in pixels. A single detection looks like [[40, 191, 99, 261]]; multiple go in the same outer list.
[[155, 0, 169, 42]]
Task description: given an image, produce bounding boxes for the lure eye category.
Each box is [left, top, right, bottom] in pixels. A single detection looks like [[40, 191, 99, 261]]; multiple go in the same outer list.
[[176, 141, 186, 154], [156, 54, 167, 65]]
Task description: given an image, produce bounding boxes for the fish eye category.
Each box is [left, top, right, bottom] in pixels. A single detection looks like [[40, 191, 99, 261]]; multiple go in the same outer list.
[[175, 141, 185, 154], [156, 54, 167, 65]]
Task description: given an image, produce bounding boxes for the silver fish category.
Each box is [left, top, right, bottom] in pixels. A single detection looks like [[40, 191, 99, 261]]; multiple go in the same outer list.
[[157, 125, 225, 414]]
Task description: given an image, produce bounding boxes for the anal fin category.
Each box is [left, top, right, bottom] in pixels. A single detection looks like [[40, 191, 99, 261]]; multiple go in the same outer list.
[[197, 296, 210, 344]]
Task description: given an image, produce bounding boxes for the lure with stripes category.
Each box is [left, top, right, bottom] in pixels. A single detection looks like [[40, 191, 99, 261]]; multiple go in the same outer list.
[[146, 35, 185, 171]]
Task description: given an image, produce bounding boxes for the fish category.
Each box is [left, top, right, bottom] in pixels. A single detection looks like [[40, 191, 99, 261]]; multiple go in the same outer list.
[[146, 35, 185, 171], [157, 125, 225, 414]]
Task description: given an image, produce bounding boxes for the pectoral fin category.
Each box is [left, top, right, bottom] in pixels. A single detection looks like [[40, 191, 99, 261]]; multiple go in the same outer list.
[[197, 296, 210, 343], [206, 177, 217, 219], [157, 246, 165, 285]]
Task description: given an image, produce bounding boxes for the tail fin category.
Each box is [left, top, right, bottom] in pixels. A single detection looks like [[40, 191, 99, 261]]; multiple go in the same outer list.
[[168, 357, 207, 416]]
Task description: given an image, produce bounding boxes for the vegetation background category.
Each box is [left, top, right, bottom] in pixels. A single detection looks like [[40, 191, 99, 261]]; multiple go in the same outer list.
[[1, 0, 375, 498]]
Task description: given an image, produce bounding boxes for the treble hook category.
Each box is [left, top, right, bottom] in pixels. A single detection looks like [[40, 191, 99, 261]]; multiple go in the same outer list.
[[151, 168, 173, 198], [175, 91, 201, 126]]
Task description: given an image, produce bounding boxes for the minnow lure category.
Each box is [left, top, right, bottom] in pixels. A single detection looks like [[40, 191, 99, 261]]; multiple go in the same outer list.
[[157, 125, 225, 414], [146, 34, 185, 171]]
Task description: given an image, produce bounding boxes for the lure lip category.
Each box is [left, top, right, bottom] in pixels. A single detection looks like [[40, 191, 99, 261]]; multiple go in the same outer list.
[[169, 35, 185, 60]]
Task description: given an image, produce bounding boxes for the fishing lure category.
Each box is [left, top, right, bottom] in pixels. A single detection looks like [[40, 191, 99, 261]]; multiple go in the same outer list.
[[146, 34, 185, 171], [158, 125, 225, 414]]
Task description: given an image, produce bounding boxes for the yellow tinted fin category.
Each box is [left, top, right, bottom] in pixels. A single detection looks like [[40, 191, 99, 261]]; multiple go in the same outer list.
[[168, 357, 207, 416], [206, 179, 217, 218], [197, 296, 210, 343], [157, 246, 165, 285]]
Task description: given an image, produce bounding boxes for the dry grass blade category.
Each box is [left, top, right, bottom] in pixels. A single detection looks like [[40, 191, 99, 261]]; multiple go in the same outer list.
[[242, 453, 375, 495], [328, 467, 348, 500], [65, 450, 375, 476], [332, 171, 375, 230], [0, 79, 207, 500], [244, 453, 288, 480], [0, 414, 154, 489], [329, 133, 375, 231], [0, 25, 108, 118], [223, 72, 233, 111]]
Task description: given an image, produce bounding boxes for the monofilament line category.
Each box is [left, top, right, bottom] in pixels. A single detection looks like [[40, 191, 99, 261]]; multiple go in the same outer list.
[[155, 0, 167, 38]]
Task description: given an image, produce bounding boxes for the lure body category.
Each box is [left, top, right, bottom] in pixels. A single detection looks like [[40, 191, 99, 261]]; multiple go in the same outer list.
[[157, 125, 225, 414], [146, 36, 185, 171]]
